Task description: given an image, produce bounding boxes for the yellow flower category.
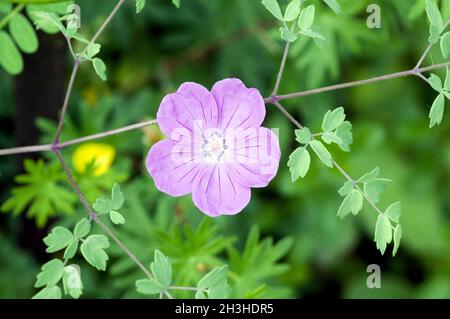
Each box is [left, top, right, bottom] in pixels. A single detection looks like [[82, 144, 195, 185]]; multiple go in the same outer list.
[[72, 143, 116, 176]]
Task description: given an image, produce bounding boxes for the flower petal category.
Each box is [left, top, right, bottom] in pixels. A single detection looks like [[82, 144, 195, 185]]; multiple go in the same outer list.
[[211, 78, 266, 131], [157, 82, 219, 137], [226, 127, 280, 187], [146, 139, 203, 197], [192, 165, 251, 216]]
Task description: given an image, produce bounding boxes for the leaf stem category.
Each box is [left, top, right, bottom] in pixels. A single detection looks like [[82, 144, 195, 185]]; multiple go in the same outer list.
[[0, 3, 25, 30]]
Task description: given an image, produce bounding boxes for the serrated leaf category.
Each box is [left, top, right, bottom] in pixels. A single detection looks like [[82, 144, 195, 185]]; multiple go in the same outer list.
[[9, 13, 38, 54], [321, 132, 343, 145], [80, 234, 110, 271], [43, 226, 74, 253], [92, 57, 107, 81], [425, 0, 443, 32], [35, 259, 64, 288], [322, 0, 341, 14], [358, 167, 380, 183], [310, 140, 333, 168], [74, 218, 91, 238], [93, 197, 113, 215], [150, 250, 172, 288], [261, 0, 284, 21], [136, 278, 163, 295], [287, 147, 310, 181], [111, 183, 124, 210], [31, 11, 65, 34], [110, 210, 125, 225], [385, 202, 401, 223], [298, 5, 315, 31], [32, 286, 61, 299], [337, 189, 363, 219], [429, 93, 445, 127], [0, 31, 23, 75], [322, 107, 346, 132], [374, 214, 392, 254], [335, 121, 353, 151], [441, 32, 450, 58], [284, 0, 301, 22], [63, 240, 79, 259], [63, 265, 83, 299], [198, 266, 228, 290], [364, 178, 391, 204], [393, 224, 402, 257], [136, 0, 145, 13], [86, 43, 101, 59], [294, 127, 311, 144], [338, 180, 354, 196], [428, 73, 443, 92], [279, 26, 297, 43]]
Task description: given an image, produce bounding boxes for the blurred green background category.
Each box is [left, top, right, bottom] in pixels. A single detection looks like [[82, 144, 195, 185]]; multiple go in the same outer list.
[[0, 0, 449, 298]]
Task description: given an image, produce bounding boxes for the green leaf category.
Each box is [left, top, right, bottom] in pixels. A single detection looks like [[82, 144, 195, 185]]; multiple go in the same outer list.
[[358, 167, 380, 183], [261, 0, 284, 21], [337, 189, 363, 219], [385, 202, 401, 223], [425, 0, 443, 32], [0, 2, 12, 14], [429, 24, 442, 44], [62, 265, 83, 299], [429, 93, 445, 127], [198, 266, 228, 290], [43, 226, 74, 253], [63, 240, 79, 259], [364, 178, 392, 204], [298, 5, 315, 31], [322, 0, 341, 14], [392, 225, 402, 257], [310, 140, 333, 168], [321, 132, 343, 145], [441, 32, 450, 58], [74, 218, 91, 238], [294, 127, 311, 144], [284, 0, 301, 22], [428, 73, 443, 92], [31, 11, 65, 34], [208, 282, 232, 299], [86, 43, 101, 59], [135, 278, 163, 295], [374, 214, 392, 254], [32, 286, 61, 299], [136, 0, 145, 13], [0, 31, 23, 75], [322, 107, 345, 132], [110, 210, 125, 225], [80, 234, 110, 271], [335, 121, 353, 151], [111, 183, 124, 210], [195, 291, 207, 299], [338, 180, 354, 196], [9, 13, 38, 54], [92, 57, 107, 81], [172, 0, 181, 8], [93, 197, 113, 215], [300, 29, 325, 41], [35, 259, 64, 288], [150, 250, 172, 288], [279, 26, 297, 43], [288, 147, 311, 181]]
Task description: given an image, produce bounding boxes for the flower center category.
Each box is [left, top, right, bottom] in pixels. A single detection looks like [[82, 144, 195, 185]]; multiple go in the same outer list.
[[202, 132, 228, 163]]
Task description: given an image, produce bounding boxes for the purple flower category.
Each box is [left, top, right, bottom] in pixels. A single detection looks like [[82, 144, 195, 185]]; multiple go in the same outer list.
[[146, 78, 280, 217]]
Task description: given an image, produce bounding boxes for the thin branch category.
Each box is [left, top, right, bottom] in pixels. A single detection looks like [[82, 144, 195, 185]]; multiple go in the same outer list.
[[0, 144, 52, 157], [53, 149, 171, 293], [415, 19, 450, 69], [0, 3, 25, 30], [269, 61, 450, 102], [53, 60, 81, 143], [0, 119, 157, 157], [58, 119, 157, 148], [169, 286, 201, 292], [271, 41, 291, 96]]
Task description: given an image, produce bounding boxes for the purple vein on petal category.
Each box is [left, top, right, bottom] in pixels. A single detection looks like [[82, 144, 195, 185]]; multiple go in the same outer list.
[[224, 99, 243, 130]]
